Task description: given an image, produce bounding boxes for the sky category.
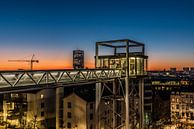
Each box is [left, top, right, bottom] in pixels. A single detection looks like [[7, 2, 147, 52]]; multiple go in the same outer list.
[[0, 0, 194, 70]]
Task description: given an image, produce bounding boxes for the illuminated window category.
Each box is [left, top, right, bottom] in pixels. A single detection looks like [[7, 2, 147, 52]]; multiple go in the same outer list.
[[40, 94, 44, 99], [172, 105, 175, 109]]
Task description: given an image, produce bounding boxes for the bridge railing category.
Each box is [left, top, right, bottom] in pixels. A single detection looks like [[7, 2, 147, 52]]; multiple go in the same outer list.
[[0, 69, 122, 88]]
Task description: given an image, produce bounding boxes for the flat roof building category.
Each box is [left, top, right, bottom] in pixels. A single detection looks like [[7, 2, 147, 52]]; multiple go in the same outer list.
[[73, 50, 84, 69]]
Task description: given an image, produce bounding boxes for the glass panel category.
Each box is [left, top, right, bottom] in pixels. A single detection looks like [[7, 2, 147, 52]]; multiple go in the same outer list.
[[103, 58, 109, 68], [129, 58, 135, 75]]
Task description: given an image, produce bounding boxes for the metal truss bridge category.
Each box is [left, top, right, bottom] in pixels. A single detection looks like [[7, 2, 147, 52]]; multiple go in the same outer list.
[[0, 69, 121, 93]]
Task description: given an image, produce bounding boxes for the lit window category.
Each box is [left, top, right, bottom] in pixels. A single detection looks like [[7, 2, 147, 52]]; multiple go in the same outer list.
[[172, 105, 174, 109], [40, 94, 44, 99]]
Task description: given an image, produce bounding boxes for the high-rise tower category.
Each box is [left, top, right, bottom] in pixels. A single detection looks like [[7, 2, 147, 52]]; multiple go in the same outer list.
[[73, 50, 84, 69]]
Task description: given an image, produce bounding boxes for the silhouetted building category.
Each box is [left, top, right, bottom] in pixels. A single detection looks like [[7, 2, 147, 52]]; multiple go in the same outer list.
[[183, 67, 190, 75], [73, 50, 84, 69]]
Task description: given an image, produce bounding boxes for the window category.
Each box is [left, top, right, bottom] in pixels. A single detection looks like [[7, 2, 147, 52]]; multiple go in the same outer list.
[[90, 125, 93, 129], [182, 105, 185, 110], [186, 112, 189, 117], [171, 105, 174, 110], [90, 103, 93, 109], [176, 105, 179, 109], [182, 112, 185, 117], [67, 122, 71, 128], [41, 102, 44, 108], [41, 111, 44, 117], [67, 102, 71, 108], [90, 113, 93, 120], [67, 112, 71, 118], [40, 94, 44, 99]]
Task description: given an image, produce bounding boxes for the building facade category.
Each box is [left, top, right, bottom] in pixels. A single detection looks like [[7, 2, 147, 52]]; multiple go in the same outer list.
[[170, 92, 194, 124], [27, 89, 56, 129], [73, 50, 84, 69], [63, 92, 95, 129]]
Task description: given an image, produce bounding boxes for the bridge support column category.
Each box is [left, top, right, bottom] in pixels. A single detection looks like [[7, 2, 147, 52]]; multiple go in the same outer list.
[[125, 77, 129, 129], [125, 41, 130, 129], [56, 87, 64, 129], [112, 79, 116, 129], [95, 82, 101, 129], [139, 78, 144, 129]]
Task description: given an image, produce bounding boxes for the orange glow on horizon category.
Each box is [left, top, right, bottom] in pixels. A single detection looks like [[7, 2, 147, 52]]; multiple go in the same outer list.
[[0, 49, 193, 71]]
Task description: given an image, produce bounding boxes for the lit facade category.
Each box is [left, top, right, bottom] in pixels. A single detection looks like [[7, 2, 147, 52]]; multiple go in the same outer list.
[[1, 93, 27, 128], [27, 89, 56, 129], [63, 93, 95, 129], [170, 92, 194, 124]]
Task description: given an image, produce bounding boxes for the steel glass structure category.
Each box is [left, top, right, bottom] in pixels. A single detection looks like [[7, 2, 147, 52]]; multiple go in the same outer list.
[[95, 39, 148, 129]]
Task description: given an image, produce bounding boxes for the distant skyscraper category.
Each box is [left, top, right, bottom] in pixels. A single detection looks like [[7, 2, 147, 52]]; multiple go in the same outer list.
[[73, 50, 84, 69]]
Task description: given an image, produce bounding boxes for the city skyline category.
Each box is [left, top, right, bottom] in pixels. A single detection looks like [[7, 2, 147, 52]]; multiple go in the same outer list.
[[0, 0, 194, 70]]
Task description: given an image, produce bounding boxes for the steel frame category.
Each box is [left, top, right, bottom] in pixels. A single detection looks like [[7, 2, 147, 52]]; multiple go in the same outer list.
[[0, 69, 121, 91], [95, 39, 146, 129]]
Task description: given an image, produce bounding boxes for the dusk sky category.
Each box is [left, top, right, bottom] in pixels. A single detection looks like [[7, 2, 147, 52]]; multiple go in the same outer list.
[[0, 0, 194, 70]]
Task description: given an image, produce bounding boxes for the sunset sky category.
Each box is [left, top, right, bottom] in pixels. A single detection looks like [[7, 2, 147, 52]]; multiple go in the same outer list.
[[0, 0, 194, 70]]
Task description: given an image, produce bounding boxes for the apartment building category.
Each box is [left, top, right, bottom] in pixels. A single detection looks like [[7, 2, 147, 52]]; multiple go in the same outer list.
[[27, 89, 56, 129], [170, 92, 194, 124], [63, 92, 95, 129]]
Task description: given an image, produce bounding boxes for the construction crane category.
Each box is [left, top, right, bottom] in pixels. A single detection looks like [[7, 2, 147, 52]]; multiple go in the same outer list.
[[8, 54, 39, 70]]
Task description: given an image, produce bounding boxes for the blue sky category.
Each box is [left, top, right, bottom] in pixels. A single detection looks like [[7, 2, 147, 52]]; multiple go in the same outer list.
[[0, 0, 194, 70]]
